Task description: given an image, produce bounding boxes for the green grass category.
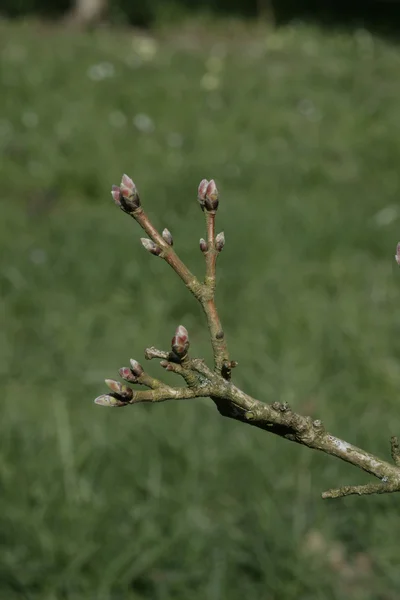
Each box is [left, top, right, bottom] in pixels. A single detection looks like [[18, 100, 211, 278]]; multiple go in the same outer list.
[[1, 18, 400, 600]]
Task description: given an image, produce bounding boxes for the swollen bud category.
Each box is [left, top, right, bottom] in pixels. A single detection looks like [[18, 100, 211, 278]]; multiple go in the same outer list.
[[395, 242, 400, 266], [119, 367, 138, 383], [199, 238, 208, 253], [105, 379, 133, 400], [162, 228, 173, 246], [94, 394, 128, 407], [129, 359, 144, 377], [215, 231, 225, 252], [197, 179, 209, 207], [111, 185, 122, 206], [118, 174, 141, 211], [204, 179, 219, 212], [171, 324, 190, 358], [141, 238, 162, 256]]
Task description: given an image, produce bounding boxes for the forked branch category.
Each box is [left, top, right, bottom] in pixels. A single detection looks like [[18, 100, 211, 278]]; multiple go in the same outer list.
[[94, 175, 400, 500]]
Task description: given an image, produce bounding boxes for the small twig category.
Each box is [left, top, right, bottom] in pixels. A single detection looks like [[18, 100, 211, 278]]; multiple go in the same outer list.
[[198, 180, 230, 377], [322, 482, 400, 500], [135, 207, 203, 298], [95, 175, 400, 500]]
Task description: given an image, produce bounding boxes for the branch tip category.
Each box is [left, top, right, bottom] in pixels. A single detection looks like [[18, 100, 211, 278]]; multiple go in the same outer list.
[[322, 481, 400, 499]]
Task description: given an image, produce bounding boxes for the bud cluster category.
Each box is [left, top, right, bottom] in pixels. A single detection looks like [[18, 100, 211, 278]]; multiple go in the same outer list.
[[197, 179, 219, 212], [119, 359, 144, 383], [111, 174, 141, 212]]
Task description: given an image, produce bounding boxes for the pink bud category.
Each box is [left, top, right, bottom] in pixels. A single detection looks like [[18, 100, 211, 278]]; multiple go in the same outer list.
[[199, 238, 208, 253], [198, 179, 209, 201], [204, 179, 219, 211], [105, 378, 122, 394], [120, 174, 135, 198], [117, 174, 141, 211], [206, 179, 217, 200], [171, 324, 190, 358], [119, 367, 137, 383], [396, 242, 400, 266], [215, 231, 225, 252], [162, 228, 173, 246], [141, 238, 162, 256], [129, 359, 144, 377], [111, 185, 122, 206]]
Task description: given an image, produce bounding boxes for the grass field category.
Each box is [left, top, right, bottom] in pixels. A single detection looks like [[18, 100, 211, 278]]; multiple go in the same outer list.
[[1, 17, 400, 599]]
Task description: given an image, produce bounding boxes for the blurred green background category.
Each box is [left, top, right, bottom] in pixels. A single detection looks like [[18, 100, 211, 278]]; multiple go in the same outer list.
[[2, 8, 400, 600]]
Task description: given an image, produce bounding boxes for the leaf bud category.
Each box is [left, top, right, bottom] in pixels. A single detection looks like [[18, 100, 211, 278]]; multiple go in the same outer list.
[[204, 179, 219, 211], [199, 238, 208, 253], [129, 359, 144, 377], [171, 324, 190, 358], [141, 238, 162, 256], [215, 231, 225, 252], [162, 228, 173, 246]]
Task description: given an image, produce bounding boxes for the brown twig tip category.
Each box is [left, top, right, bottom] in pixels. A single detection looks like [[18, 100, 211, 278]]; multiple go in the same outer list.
[[395, 242, 400, 266], [215, 231, 225, 252], [160, 359, 173, 371], [321, 481, 400, 499], [171, 324, 190, 358], [129, 359, 144, 377], [141, 238, 162, 256], [199, 238, 208, 253], [144, 346, 169, 361], [162, 228, 173, 246]]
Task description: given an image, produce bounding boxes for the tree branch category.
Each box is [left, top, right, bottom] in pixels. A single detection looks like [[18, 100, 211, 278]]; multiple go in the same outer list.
[[96, 175, 400, 500]]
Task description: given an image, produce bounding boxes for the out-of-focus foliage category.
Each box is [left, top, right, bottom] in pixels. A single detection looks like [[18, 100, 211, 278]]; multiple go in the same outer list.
[[1, 18, 400, 600], [3, 0, 400, 29], [1, 0, 254, 23]]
